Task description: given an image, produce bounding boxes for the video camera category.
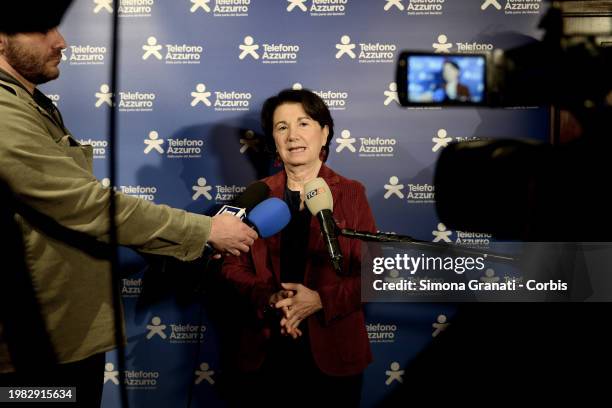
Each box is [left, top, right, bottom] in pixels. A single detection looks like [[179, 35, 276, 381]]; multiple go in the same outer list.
[[396, 5, 612, 110], [395, 1, 612, 241]]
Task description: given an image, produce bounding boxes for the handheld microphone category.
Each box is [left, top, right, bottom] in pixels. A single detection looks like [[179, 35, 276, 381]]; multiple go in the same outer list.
[[195, 187, 283, 296], [205, 181, 275, 255], [247, 197, 291, 238], [204, 197, 289, 257], [215, 205, 246, 219], [234, 182, 289, 238], [213, 181, 271, 219], [234, 181, 271, 212], [304, 177, 343, 274]]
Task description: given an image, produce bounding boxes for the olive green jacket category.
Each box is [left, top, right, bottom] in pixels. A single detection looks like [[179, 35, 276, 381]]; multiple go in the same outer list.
[[0, 70, 211, 373]]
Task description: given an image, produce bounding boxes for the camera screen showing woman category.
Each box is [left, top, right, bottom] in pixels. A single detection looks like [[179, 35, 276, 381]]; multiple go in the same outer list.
[[437, 60, 472, 102], [406, 54, 485, 104]]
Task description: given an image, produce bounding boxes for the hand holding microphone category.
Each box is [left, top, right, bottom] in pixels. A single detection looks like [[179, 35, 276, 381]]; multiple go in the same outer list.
[[208, 214, 257, 256], [208, 182, 291, 256], [208, 181, 268, 256]]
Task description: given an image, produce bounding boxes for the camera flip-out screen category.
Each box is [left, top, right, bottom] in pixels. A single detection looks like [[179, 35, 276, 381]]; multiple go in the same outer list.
[[398, 52, 487, 106]]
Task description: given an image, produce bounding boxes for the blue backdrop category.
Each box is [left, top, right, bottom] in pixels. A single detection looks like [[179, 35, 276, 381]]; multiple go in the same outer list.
[[42, 0, 549, 406]]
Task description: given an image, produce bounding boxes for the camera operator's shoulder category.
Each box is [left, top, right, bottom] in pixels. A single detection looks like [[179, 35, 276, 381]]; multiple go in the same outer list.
[[0, 80, 23, 104], [0, 82, 17, 97], [0, 81, 52, 146], [0, 80, 34, 111]]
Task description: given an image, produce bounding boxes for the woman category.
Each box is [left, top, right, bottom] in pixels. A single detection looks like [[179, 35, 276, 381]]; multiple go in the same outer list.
[[222, 89, 376, 406], [437, 60, 471, 102]]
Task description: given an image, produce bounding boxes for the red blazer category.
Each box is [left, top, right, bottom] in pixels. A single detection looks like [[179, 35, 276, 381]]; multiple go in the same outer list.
[[222, 164, 376, 376]]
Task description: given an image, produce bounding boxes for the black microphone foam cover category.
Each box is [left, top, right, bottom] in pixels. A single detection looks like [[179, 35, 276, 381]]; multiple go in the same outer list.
[[234, 181, 270, 212]]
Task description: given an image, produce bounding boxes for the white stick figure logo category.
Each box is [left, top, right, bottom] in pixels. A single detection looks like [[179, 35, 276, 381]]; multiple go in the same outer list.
[[384, 0, 404, 11], [287, 0, 308, 12], [104, 362, 120, 385], [61, 49, 67, 61], [239, 36, 260, 60], [432, 129, 452, 152], [384, 176, 404, 199], [144, 131, 164, 154], [385, 362, 404, 385], [433, 34, 452, 53], [194, 362, 215, 385], [384, 82, 400, 106], [146, 316, 167, 340], [94, 0, 113, 14], [95, 84, 113, 108], [480, 268, 500, 283], [336, 35, 356, 59], [481, 0, 502, 10], [193, 177, 213, 201], [191, 83, 212, 107], [142, 36, 163, 60], [335, 130, 356, 153], [432, 314, 449, 337], [292, 82, 303, 90], [432, 223, 452, 243], [191, 0, 211, 13], [240, 130, 260, 154]]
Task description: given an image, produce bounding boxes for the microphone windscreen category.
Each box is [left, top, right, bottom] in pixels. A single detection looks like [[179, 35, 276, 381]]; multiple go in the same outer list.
[[234, 181, 270, 212], [304, 177, 333, 215], [247, 197, 291, 238]]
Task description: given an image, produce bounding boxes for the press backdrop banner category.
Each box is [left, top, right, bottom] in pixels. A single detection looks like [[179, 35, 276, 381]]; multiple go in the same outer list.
[[42, 1, 549, 406]]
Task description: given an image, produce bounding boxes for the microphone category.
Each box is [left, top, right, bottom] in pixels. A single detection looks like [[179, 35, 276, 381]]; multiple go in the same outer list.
[[235, 181, 271, 212], [233, 182, 289, 238], [247, 197, 291, 238], [304, 177, 343, 274], [195, 188, 286, 294], [213, 181, 271, 220], [204, 196, 290, 258], [215, 205, 246, 219], [339, 228, 516, 264], [205, 181, 278, 256]]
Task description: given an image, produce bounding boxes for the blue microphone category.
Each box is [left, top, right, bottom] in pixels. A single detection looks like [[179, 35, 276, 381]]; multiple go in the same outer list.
[[247, 197, 291, 238]]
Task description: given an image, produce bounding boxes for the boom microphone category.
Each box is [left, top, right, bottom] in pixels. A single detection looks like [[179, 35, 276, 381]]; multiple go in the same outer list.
[[304, 178, 343, 274]]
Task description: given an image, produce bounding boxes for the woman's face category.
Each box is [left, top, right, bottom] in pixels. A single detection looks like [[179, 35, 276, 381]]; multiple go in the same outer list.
[[272, 102, 329, 168], [443, 62, 460, 82]]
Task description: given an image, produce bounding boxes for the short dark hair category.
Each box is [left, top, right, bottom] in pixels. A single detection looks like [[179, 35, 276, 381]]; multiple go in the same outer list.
[[261, 89, 334, 162], [443, 60, 461, 72]]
